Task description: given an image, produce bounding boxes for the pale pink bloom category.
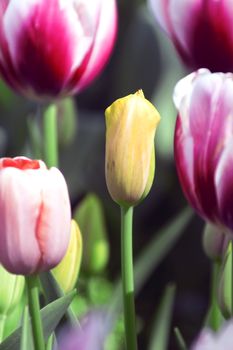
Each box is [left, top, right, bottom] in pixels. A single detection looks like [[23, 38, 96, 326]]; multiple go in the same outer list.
[[0, 0, 117, 100], [192, 320, 233, 350], [0, 157, 71, 275]]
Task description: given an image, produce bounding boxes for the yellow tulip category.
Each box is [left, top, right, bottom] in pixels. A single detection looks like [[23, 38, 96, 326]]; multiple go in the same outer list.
[[105, 90, 161, 206], [52, 220, 82, 293]]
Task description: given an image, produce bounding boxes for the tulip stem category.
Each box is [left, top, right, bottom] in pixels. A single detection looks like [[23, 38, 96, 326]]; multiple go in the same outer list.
[[121, 206, 138, 350], [26, 275, 45, 350], [43, 104, 58, 168]]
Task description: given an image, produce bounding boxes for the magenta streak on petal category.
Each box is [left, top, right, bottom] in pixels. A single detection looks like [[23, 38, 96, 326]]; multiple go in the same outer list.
[[13, 0, 79, 97], [174, 116, 202, 215]]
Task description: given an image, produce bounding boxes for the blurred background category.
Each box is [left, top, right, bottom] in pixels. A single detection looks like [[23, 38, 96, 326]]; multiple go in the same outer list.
[[0, 0, 211, 349]]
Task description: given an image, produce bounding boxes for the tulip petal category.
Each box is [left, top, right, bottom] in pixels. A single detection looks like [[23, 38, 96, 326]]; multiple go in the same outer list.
[[36, 168, 71, 271], [215, 140, 233, 232], [68, 0, 117, 93], [0, 168, 42, 274]]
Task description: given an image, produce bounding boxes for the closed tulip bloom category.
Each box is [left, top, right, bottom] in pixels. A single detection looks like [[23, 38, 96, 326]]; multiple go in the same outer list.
[[52, 219, 82, 293], [105, 90, 161, 207], [174, 69, 233, 234], [149, 0, 233, 72], [0, 0, 117, 100], [0, 157, 71, 275]]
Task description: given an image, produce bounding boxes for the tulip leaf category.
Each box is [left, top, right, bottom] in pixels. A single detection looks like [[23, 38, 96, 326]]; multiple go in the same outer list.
[[148, 284, 176, 350], [40, 271, 79, 327], [204, 261, 224, 330], [0, 290, 76, 350], [174, 327, 187, 350], [74, 193, 109, 274], [111, 207, 192, 314]]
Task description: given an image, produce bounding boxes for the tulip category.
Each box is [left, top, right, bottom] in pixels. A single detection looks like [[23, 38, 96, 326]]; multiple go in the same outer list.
[[191, 320, 233, 350], [149, 0, 233, 72], [52, 219, 82, 293], [0, 156, 71, 275], [55, 310, 113, 350], [0, 0, 117, 100], [105, 90, 161, 207], [174, 69, 233, 234]]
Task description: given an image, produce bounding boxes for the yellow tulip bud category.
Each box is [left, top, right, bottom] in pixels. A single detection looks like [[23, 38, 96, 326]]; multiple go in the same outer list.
[[105, 90, 161, 206], [52, 220, 82, 293]]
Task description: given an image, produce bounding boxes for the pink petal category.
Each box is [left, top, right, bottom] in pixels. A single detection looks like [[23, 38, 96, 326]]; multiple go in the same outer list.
[[36, 167, 71, 272], [0, 167, 42, 274]]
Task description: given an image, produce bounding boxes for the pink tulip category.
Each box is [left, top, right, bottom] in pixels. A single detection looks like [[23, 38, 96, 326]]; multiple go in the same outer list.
[[0, 157, 71, 275], [149, 0, 233, 72], [191, 320, 233, 350], [0, 0, 117, 100], [174, 69, 233, 233]]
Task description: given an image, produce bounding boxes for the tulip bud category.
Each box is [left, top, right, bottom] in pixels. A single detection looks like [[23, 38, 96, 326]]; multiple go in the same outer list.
[[202, 224, 230, 261], [0, 265, 25, 316], [105, 90, 161, 206], [0, 157, 71, 275], [52, 220, 82, 293], [74, 193, 109, 274]]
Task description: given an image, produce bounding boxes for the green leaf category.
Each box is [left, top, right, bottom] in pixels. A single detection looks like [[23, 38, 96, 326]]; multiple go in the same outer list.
[[134, 208, 192, 294], [40, 271, 79, 327], [204, 261, 224, 330], [0, 290, 76, 350], [20, 307, 33, 350], [148, 284, 176, 350], [217, 242, 232, 319], [174, 327, 187, 350], [110, 207, 192, 314], [74, 193, 110, 274]]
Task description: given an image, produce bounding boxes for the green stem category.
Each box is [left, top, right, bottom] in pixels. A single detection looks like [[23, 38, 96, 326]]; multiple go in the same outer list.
[[25, 275, 45, 350], [43, 104, 58, 168], [0, 314, 6, 343], [121, 206, 137, 350]]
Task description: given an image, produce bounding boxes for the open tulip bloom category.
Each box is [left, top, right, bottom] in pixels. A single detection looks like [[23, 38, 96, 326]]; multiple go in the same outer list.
[[0, 0, 117, 100], [149, 0, 233, 72], [174, 69, 233, 235]]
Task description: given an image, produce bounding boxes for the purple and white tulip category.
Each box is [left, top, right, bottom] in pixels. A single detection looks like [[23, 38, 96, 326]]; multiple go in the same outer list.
[[191, 320, 233, 350], [174, 69, 233, 234], [0, 0, 117, 100], [149, 0, 233, 72]]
